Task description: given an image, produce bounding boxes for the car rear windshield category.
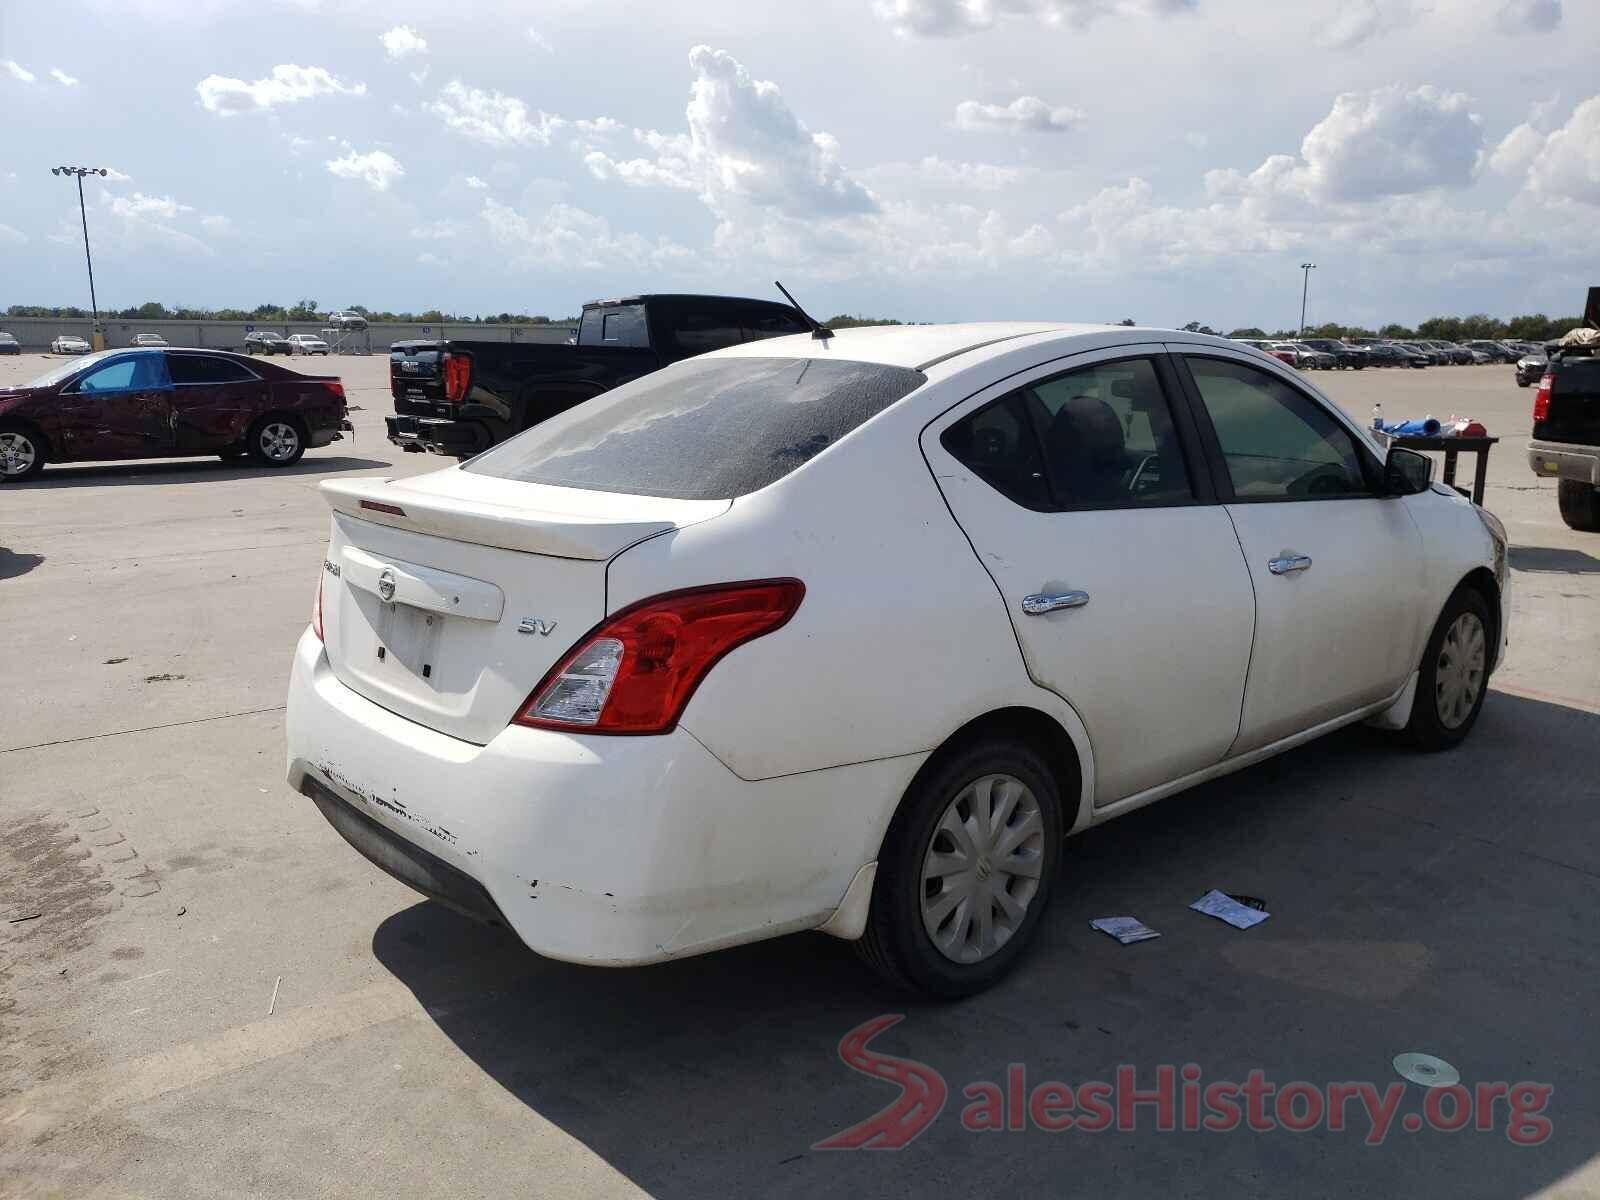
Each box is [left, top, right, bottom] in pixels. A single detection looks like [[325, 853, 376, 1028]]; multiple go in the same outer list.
[[465, 356, 927, 500]]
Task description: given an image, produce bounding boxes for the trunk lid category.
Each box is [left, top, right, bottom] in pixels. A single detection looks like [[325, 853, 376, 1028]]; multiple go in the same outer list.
[[319, 470, 729, 743], [390, 341, 443, 406]]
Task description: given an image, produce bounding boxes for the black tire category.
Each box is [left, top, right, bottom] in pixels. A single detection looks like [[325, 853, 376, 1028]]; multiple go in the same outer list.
[[0, 423, 47, 481], [1558, 480, 1600, 532], [246, 414, 306, 467], [1405, 587, 1493, 751], [856, 737, 1062, 998]]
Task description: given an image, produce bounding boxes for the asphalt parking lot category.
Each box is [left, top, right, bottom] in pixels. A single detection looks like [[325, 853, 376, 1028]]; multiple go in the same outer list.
[[3, 351, 1598, 1198]]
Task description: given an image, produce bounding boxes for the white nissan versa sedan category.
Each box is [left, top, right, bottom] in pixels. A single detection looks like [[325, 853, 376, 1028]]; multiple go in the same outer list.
[[286, 323, 1509, 996]]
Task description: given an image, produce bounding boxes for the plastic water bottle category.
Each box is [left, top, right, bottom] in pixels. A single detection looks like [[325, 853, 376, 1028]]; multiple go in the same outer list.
[[1372, 403, 1383, 431]]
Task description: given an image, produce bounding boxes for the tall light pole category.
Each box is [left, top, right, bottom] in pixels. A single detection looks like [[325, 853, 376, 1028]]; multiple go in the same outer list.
[[1298, 261, 1316, 338], [51, 166, 109, 346]]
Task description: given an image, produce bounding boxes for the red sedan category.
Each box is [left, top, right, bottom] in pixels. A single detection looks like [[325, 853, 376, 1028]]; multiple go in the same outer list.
[[0, 347, 350, 481]]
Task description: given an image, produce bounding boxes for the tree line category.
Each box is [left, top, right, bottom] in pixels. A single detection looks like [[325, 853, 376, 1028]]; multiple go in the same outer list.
[[1210, 314, 1586, 342]]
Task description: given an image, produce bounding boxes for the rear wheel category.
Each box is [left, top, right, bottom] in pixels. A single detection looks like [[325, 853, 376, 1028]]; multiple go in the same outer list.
[[246, 415, 306, 467], [1405, 588, 1492, 750], [0, 424, 46, 481], [857, 737, 1062, 997], [1558, 480, 1600, 532]]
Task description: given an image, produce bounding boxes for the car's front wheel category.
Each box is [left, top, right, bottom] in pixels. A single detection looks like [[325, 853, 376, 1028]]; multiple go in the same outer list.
[[1405, 587, 1493, 750], [857, 737, 1062, 997], [246, 415, 306, 467]]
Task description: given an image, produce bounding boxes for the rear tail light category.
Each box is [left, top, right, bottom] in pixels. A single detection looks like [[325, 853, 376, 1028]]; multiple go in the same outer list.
[[514, 579, 805, 734], [312, 570, 325, 642], [442, 352, 472, 404], [327, 381, 346, 401], [1533, 373, 1553, 422]]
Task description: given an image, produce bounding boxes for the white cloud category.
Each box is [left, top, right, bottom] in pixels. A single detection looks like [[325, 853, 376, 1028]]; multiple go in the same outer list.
[[380, 25, 428, 59], [954, 96, 1082, 134], [1523, 96, 1600, 204], [1319, 0, 1420, 49], [462, 175, 489, 189], [582, 46, 876, 224], [1207, 84, 1483, 205], [409, 67, 431, 86], [863, 156, 1033, 191], [1490, 123, 1544, 176], [200, 214, 234, 233], [326, 148, 405, 191], [428, 81, 571, 146], [196, 64, 365, 115], [873, 0, 1196, 36], [0, 223, 27, 246], [3, 60, 35, 84], [410, 219, 465, 238], [103, 167, 133, 182], [108, 192, 192, 220], [49, 67, 78, 86], [95, 191, 212, 257], [527, 27, 554, 53], [418, 251, 443, 266], [480, 198, 694, 271], [1496, 0, 1561, 32]]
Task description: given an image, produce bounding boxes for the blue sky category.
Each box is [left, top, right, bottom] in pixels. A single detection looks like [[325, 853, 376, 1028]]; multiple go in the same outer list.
[[1, 0, 1595, 328]]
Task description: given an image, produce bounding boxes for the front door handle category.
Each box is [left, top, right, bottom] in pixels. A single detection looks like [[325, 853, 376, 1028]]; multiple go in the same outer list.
[[1268, 554, 1313, 575], [1022, 590, 1090, 615]]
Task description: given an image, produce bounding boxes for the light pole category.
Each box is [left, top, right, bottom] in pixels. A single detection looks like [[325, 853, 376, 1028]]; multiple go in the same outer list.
[[51, 166, 109, 347], [1298, 261, 1316, 338]]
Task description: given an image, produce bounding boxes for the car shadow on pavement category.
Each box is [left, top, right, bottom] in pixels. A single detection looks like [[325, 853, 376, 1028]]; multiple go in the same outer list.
[[0, 548, 44, 580], [371, 690, 1600, 1198], [12, 455, 394, 488], [1508, 545, 1600, 575]]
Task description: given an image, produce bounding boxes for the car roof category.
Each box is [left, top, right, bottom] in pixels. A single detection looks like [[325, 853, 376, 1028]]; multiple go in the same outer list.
[[580, 293, 800, 312], [700, 322, 1281, 377]]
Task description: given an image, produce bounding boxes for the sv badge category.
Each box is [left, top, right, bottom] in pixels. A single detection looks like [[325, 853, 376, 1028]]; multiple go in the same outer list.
[[517, 618, 558, 637]]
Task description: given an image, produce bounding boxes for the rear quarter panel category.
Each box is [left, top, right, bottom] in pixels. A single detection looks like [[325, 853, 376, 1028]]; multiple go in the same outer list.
[[269, 376, 346, 437], [603, 379, 1096, 802]]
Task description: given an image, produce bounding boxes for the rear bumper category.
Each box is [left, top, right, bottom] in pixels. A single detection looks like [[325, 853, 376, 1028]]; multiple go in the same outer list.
[[385, 414, 488, 456], [285, 630, 904, 964], [1528, 440, 1600, 485]]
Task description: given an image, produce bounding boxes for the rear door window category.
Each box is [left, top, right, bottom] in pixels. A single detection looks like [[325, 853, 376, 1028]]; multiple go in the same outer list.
[[466, 356, 926, 500], [579, 304, 649, 348], [167, 354, 256, 384], [663, 307, 745, 358]]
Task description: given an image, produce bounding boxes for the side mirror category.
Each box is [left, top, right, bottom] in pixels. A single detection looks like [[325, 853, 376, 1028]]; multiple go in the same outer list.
[[1383, 446, 1432, 496]]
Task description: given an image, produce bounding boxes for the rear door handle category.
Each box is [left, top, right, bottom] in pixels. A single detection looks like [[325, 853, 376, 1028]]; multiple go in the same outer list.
[[1022, 590, 1090, 615], [1268, 554, 1313, 575]]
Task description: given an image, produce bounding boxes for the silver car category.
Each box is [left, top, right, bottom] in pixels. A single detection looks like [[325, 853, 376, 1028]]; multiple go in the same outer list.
[[50, 335, 91, 355], [287, 334, 331, 355]]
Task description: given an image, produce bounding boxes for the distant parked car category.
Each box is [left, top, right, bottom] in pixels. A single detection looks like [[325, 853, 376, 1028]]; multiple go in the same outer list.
[[0, 347, 351, 480], [288, 334, 330, 356], [1362, 344, 1406, 368], [244, 331, 292, 356], [1378, 343, 1429, 368], [1515, 350, 1548, 388], [131, 333, 169, 347], [1464, 340, 1517, 363], [1298, 338, 1365, 369], [327, 311, 368, 331], [1244, 341, 1297, 366], [1400, 341, 1448, 365], [0, 332, 20, 356], [51, 335, 92, 355]]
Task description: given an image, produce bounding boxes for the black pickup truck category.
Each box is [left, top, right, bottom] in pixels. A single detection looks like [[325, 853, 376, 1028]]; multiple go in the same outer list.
[[386, 293, 810, 456], [1527, 287, 1600, 531]]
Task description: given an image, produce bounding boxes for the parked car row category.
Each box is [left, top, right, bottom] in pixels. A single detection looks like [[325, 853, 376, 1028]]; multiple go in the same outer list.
[[244, 331, 330, 356], [1232, 335, 1541, 373]]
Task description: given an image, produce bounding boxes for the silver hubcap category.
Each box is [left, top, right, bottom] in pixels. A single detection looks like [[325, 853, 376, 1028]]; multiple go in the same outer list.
[[920, 773, 1045, 965], [1435, 611, 1486, 729], [0, 431, 37, 476], [259, 422, 299, 461]]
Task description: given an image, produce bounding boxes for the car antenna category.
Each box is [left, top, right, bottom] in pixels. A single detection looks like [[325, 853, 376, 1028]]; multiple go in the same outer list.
[[774, 280, 833, 341]]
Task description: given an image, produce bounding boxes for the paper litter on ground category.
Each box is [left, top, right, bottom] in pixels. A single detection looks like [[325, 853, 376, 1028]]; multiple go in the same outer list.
[[1190, 889, 1270, 929], [1090, 917, 1161, 944]]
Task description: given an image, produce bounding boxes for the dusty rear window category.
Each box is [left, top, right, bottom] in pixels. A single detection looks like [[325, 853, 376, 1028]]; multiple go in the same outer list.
[[465, 356, 926, 500]]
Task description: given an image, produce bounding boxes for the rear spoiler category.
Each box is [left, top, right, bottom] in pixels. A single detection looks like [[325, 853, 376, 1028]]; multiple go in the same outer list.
[[319, 475, 708, 561]]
